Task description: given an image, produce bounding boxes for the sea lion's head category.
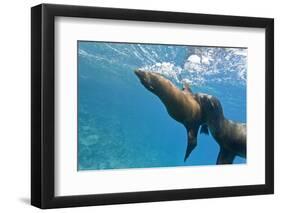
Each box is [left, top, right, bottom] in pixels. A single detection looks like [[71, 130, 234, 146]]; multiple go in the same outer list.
[[196, 94, 224, 121], [135, 70, 174, 96]]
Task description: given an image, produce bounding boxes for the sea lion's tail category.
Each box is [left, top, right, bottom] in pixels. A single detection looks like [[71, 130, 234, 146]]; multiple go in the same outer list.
[[200, 124, 209, 135]]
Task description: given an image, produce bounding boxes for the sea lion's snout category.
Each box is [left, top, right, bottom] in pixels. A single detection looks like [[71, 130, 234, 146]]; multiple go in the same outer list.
[[134, 70, 148, 84], [135, 70, 155, 91], [134, 70, 146, 80]]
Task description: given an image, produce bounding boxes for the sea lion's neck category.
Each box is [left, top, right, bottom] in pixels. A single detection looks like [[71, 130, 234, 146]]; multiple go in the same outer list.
[[208, 116, 225, 129], [156, 83, 198, 125], [207, 114, 226, 141], [156, 83, 180, 106]]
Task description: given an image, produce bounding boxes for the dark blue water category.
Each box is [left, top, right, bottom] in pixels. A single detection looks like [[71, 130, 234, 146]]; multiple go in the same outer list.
[[78, 41, 247, 170]]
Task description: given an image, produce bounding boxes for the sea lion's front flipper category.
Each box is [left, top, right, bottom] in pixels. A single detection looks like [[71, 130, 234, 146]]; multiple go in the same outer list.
[[182, 82, 193, 94], [216, 148, 235, 165], [184, 126, 199, 162], [200, 124, 209, 135]]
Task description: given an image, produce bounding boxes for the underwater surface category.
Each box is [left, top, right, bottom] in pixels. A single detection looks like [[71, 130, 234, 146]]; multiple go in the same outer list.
[[78, 41, 247, 171]]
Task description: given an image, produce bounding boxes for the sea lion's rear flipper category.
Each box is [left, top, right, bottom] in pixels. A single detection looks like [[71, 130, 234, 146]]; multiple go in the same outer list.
[[216, 148, 236, 165], [184, 126, 199, 162], [200, 124, 209, 135]]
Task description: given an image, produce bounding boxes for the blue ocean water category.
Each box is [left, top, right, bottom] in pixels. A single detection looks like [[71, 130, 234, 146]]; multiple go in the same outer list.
[[78, 41, 247, 171]]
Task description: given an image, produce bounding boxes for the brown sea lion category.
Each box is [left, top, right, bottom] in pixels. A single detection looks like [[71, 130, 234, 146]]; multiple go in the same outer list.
[[134, 70, 207, 161], [195, 94, 246, 164]]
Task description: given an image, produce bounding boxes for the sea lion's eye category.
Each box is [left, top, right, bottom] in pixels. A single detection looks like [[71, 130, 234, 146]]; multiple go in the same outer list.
[[211, 101, 216, 109], [149, 85, 154, 90]]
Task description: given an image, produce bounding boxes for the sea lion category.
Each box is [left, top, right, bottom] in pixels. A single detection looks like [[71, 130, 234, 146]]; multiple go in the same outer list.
[[194, 94, 246, 164], [134, 70, 207, 161]]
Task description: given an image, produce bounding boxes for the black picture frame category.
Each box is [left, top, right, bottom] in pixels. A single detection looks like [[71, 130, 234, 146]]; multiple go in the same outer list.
[[31, 3, 274, 209]]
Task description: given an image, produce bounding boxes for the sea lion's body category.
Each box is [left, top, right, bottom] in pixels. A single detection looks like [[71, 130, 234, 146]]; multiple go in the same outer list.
[[155, 80, 201, 126], [135, 70, 206, 161], [195, 94, 246, 164]]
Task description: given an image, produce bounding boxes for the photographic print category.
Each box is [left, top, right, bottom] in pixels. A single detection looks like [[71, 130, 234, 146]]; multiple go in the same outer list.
[[31, 4, 274, 208], [78, 41, 247, 171]]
